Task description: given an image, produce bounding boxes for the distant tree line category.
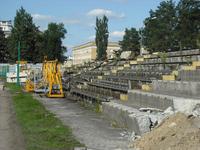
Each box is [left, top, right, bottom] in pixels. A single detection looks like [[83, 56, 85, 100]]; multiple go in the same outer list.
[[0, 7, 67, 63], [95, 0, 200, 60]]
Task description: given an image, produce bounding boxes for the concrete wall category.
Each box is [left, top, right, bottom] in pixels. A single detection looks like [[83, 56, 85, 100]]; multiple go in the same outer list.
[[128, 90, 174, 110], [179, 70, 200, 81], [152, 80, 200, 97]]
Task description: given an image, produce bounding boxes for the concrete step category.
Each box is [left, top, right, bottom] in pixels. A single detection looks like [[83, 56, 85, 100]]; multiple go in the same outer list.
[[128, 90, 173, 110], [128, 90, 200, 114], [152, 80, 200, 97], [179, 70, 200, 81]]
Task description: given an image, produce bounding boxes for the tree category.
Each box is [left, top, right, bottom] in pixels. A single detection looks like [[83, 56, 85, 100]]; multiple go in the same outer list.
[[95, 15, 109, 60], [0, 28, 9, 62], [142, 0, 178, 52], [119, 28, 140, 57], [42, 23, 67, 62], [8, 7, 39, 63], [176, 0, 200, 50]]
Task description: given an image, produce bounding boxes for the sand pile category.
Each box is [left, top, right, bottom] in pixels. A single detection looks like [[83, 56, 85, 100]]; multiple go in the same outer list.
[[133, 113, 200, 150]]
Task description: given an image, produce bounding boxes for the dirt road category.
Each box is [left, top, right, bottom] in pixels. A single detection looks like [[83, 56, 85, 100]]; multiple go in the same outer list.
[[0, 89, 25, 150], [35, 95, 131, 150]]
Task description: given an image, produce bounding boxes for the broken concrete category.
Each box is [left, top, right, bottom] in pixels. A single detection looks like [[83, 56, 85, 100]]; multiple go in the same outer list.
[[102, 101, 165, 135]]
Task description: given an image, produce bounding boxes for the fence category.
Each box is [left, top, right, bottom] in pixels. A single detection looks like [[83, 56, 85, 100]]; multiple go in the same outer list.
[[0, 64, 9, 78]]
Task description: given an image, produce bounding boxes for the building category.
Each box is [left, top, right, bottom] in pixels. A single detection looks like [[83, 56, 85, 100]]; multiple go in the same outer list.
[[72, 41, 120, 65], [0, 20, 12, 37], [63, 57, 73, 68]]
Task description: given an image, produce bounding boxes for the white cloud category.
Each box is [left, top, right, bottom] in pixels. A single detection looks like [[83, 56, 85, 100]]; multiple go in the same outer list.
[[32, 13, 80, 25], [87, 9, 125, 19], [110, 31, 125, 38], [32, 14, 53, 20]]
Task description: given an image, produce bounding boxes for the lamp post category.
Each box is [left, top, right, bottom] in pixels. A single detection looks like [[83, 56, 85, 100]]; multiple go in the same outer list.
[[17, 41, 20, 85]]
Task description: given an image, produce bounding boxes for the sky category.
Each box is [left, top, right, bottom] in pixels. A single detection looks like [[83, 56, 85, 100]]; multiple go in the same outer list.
[[0, 0, 179, 56]]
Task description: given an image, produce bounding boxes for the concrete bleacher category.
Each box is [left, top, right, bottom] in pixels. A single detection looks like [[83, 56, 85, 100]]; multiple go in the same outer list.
[[67, 49, 200, 135], [70, 49, 200, 102]]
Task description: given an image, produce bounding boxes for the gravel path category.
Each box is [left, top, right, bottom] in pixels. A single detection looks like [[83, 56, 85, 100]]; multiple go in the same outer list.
[[35, 95, 131, 150], [0, 89, 25, 150]]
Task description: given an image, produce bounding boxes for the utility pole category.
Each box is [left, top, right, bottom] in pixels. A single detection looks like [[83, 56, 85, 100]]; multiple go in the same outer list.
[[17, 41, 20, 85]]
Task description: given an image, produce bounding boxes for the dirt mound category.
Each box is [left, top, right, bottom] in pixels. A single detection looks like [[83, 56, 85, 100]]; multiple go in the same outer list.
[[133, 113, 200, 150]]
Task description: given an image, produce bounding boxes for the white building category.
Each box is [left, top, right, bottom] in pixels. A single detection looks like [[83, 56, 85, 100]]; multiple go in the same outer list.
[[0, 20, 12, 38], [72, 41, 120, 65]]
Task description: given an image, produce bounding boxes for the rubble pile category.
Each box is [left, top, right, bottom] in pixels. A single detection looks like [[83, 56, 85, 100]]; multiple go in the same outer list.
[[133, 113, 200, 150]]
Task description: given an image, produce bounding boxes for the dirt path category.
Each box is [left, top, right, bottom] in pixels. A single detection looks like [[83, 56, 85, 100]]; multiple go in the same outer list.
[[0, 89, 25, 150], [35, 95, 131, 150]]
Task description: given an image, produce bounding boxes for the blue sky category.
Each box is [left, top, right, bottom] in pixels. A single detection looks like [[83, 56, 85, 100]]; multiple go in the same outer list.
[[0, 0, 179, 56]]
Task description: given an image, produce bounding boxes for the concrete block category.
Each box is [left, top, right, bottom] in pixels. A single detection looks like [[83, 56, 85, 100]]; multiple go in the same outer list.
[[173, 97, 200, 114], [143, 54, 151, 59], [142, 84, 152, 91], [102, 102, 152, 135], [130, 61, 137, 65], [137, 58, 144, 62], [192, 61, 200, 67], [97, 76, 103, 80], [120, 94, 128, 101], [124, 64, 130, 68], [162, 75, 175, 81], [135, 115, 151, 134], [182, 65, 196, 71], [152, 52, 159, 55]]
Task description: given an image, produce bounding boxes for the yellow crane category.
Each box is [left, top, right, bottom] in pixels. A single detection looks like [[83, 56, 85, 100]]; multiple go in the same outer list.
[[42, 57, 64, 98]]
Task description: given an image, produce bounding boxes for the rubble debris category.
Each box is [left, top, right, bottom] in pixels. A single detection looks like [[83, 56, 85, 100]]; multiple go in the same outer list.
[[139, 107, 163, 113], [163, 106, 174, 115], [132, 113, 200, 150], [192, 104, 200, 117]]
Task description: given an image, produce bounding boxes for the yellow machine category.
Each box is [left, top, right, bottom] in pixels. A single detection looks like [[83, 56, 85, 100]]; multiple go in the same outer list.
[[25, 79, 34, 92], [42, 57, 64, 98]]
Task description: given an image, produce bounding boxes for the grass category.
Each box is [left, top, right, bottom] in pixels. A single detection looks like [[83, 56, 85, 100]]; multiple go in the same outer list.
[[7, 83, 84, 150]]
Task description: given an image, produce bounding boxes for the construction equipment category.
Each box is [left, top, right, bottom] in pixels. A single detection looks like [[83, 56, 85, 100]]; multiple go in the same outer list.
[[42, 57, 64, 98], [25, 79, 34, 92]]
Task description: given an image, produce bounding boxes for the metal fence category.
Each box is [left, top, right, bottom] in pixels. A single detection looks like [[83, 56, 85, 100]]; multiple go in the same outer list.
[[0, 64, 9, 78]]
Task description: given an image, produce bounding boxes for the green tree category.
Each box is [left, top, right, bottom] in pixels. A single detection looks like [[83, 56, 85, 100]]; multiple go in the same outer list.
[[42, 23, 67, 62], [95, 15, 109, 60], [176, 0, 200, 50], [119, 28, 140, 57], [0, 28, 9, 62], [8, 7, 39, 63], [142, 0, 178, 52]]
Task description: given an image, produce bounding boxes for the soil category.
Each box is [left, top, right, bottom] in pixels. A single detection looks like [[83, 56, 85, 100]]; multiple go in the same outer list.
[[0, 88, 25, 150], [133, 113, 200, 150]]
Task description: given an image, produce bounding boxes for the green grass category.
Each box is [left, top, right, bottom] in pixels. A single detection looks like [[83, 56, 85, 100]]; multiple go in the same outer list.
[[7, 83, 84, 150]]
